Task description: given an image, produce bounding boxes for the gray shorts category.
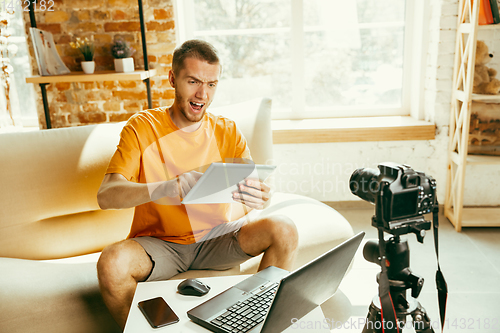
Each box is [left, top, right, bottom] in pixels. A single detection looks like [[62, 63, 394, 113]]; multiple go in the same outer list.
[[133, 217, 255, 282]]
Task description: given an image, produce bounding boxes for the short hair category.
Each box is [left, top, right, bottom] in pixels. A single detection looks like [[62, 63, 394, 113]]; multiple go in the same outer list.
[[172, 39, 220, 75]]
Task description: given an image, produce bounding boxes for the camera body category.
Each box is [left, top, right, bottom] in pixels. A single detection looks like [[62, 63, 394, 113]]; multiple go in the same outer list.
[[350, 162, 437, 236]]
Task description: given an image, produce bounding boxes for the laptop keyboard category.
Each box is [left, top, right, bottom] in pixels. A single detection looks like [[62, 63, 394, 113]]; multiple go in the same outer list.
[[210, 283, 278, 333]]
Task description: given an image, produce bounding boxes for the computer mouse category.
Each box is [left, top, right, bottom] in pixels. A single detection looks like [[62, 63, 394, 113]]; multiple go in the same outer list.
[[177, 278, 211, 296]]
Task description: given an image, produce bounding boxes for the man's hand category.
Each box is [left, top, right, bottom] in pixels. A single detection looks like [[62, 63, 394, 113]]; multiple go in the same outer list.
[[232, 178, 272, 210], [158, 170, 203, 199], [175, 170, 203, 198]]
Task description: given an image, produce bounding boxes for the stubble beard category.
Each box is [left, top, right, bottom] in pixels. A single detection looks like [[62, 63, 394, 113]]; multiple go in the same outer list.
[[177, 90, 206, 123]]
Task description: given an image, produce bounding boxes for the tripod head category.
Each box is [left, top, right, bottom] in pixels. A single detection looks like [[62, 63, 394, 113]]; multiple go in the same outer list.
[[363, 236, 424, 299], [371, 214, 431, 243]]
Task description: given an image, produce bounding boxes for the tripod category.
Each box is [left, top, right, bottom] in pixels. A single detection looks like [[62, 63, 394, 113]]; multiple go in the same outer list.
[[361, 236, 434, 333]]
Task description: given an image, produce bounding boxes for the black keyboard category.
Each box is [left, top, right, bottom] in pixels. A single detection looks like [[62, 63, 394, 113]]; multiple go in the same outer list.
[[210, 283, 278, 333]]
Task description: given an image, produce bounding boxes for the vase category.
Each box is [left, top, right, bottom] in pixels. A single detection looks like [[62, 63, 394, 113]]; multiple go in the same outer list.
[[81, 61, 95, 74], [114, 57, 134, 73]]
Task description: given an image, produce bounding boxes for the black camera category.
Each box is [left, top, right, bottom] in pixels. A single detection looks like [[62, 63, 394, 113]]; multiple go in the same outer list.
[[350, 163, 446, 333], [350, 162, 437, 238]]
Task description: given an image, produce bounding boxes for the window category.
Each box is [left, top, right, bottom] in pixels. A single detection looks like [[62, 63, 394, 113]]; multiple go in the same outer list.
[[175, 0, 420, 120], [0, 8, 37, 129]]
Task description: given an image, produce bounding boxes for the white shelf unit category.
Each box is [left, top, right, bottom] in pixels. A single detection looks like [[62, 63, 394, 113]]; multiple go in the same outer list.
[[445, 0, 500, 231]]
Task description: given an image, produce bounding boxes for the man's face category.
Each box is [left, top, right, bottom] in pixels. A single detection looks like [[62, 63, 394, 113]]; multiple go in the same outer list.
[[170, 57, 220, 124]]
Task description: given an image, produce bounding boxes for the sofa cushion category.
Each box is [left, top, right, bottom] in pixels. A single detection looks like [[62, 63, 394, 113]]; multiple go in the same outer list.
[[0, 123, 124, 226], [0, 209, 133, 260], [210, 98, 273, 165]]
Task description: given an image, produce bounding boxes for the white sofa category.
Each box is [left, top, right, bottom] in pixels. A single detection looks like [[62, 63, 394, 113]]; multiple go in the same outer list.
[[0, 98, 354, 333]]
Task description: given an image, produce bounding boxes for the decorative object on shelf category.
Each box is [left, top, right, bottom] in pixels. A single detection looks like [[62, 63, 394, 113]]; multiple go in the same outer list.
[[70, 36, 95, 74], [30, 28, 70, 76], [80, 61, 95, 74], [111, 37, 135, 73], [473, 40, 500, 95]]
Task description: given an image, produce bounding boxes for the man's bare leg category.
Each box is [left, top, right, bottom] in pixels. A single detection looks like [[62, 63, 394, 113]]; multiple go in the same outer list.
[[97, 239, 153, 330], [237, 215, 299, 271]]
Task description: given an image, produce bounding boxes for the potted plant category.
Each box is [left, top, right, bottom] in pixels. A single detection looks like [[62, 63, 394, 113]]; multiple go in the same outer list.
[[111, 38, 135, 73], [70, 37, 95, 74]]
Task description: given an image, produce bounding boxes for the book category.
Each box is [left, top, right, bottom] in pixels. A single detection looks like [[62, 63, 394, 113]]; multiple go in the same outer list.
[[490, 0, 500, 24], [484, 0, 495, 23], [30, 28, 70, 76], [477, 0, 494, 25]]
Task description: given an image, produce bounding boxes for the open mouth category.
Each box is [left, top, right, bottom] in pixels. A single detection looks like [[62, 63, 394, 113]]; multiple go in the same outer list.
[[189, 101, 205, 113]]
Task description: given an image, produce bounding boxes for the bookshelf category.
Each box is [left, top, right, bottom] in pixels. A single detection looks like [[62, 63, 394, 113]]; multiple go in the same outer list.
[[25, 0, 154, 129], [26, 70, 156, 84], [445, 0, 500, 231]]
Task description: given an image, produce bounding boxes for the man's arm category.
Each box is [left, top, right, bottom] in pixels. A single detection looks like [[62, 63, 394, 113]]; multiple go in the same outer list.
[[97, 172, 202, 210], [97, 173, 169, 210]]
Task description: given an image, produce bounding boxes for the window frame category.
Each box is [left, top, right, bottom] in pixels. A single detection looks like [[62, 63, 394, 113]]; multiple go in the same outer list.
[[173, 0, 427, 121]]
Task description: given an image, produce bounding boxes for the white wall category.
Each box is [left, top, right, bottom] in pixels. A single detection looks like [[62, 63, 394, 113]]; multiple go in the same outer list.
[[271, 0, 464, 205], [271, 137, 449, 203]]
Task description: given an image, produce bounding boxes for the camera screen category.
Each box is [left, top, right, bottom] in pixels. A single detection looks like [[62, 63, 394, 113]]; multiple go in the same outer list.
[[391, 189, 418, 219]]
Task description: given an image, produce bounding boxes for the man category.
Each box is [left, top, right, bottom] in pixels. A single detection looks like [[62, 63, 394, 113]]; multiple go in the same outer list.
[[96, 40, 298, 330]]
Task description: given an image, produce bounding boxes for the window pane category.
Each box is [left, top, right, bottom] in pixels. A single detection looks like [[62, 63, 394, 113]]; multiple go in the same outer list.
[[190, 0, 293, 108], [303, 0, 405, 111], [356, 0, 406, 23], [1, 8, 37, 126], [304, 0, 405, 26], [199, 34, 292, 108], [304, 27, 404, 109], [184, 0, 408, 117], [192, 0, 290, 30]]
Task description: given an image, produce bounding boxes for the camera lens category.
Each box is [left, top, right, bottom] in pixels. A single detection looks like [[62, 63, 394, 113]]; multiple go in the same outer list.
[[349, 167, 380, 204]]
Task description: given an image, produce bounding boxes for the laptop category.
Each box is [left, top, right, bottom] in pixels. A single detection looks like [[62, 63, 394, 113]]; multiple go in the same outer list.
[[182, 163, 276, 205], [188, 232, 365, 333]]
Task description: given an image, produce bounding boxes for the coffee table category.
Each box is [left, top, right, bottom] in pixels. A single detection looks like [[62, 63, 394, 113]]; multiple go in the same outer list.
[[124, 275, 331, 333]]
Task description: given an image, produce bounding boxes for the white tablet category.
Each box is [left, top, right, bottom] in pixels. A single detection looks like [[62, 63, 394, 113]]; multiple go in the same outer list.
[[181, 163, 276, 205]]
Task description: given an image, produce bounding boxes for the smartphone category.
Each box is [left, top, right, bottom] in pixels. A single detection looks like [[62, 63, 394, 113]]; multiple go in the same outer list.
[[138, 297, 179, 328]]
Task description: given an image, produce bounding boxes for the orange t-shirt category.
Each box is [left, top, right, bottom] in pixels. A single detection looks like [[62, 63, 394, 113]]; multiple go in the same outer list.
[[106, 108, 251, 244]]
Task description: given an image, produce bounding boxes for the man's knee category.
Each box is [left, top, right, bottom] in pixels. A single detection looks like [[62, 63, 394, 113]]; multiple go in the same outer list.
[[262, 215, 299, 250], [97, 240, 152, 286]]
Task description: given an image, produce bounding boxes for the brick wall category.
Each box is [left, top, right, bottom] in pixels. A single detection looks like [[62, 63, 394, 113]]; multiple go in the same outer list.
[[24, 0, 176, 129], [424, 0, 457, 132]]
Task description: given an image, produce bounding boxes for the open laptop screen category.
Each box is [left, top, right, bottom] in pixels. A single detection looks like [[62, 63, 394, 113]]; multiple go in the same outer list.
[[260, 232, 364, 333]]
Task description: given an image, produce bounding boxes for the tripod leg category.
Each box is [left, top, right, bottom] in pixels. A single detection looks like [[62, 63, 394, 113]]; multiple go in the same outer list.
[[411, 303, 435, 333], [362, 302, 383, 333]]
